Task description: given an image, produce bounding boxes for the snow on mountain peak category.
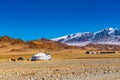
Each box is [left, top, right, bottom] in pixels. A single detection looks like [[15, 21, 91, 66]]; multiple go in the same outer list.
[[52, 28, 120, 46], [108, 27, 114, 30]]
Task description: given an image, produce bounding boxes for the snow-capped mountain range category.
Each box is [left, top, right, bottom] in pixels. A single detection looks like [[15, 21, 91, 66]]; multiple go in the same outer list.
[[52, 28, 120, 46]]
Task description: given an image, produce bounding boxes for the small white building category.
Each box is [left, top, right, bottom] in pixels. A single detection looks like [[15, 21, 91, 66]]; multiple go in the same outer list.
[[31, 53, 51, 61]]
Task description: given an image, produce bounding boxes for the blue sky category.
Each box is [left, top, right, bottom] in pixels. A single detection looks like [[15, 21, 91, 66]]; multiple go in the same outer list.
[[0, 0, 120, 41]]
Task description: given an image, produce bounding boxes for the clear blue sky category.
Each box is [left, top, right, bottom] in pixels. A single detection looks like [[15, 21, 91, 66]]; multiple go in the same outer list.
[[0, 0, 120, 41]]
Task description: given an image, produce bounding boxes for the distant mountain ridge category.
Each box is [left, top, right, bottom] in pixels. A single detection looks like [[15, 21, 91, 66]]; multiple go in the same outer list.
[[0, 36, 79, 50], [1, 29, 120, 51], [0, 36, 24, 45], [52, 28, 120, 46]]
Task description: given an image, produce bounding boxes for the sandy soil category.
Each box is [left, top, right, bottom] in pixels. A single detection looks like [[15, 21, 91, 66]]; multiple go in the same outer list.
[[0, 46, 120, 80], [0, 59, 119, 80]]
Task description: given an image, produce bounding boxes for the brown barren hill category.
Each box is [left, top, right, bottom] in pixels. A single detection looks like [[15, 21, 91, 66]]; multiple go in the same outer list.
[[0, 36, 25, 45], [26, 38, 80, 50], [84, 43, 120, 51], [0, 36, 80, 53]]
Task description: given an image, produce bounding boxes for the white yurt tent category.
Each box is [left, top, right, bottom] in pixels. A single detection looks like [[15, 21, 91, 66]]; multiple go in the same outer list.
[[31, 52, 51, 61]]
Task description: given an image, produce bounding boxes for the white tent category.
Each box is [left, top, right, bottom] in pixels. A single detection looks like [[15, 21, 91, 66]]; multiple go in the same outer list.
[[31, 53, 51, 61]]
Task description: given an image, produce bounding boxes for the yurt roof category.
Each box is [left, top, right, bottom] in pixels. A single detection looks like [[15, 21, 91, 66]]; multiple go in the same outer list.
[[33, 53, 49, 57]]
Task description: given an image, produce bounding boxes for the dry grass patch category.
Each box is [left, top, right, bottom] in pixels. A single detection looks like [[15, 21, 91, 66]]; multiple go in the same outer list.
[[0, 49, 120, 61], [21, 72, 36, 76], [0, 54, 33, 60]]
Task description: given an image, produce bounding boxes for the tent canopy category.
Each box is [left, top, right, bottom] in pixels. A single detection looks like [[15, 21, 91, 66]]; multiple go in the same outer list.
[[31, 52, 51, 61]]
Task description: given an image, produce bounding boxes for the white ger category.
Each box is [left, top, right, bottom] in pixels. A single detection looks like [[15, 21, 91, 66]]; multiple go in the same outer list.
[[31, 53, 51, 61]]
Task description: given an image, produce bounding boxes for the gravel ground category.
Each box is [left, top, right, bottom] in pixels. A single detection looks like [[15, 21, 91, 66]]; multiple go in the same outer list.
[[0, 59, 120, 80]]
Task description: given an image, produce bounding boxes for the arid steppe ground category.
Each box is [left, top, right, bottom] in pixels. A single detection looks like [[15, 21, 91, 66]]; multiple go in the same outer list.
[[0, 47, 120, 80], [0, 58, 120, 80]]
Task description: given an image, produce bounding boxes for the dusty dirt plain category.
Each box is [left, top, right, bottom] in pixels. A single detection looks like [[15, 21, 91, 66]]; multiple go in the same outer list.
[[0, 46, 120, 80]]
